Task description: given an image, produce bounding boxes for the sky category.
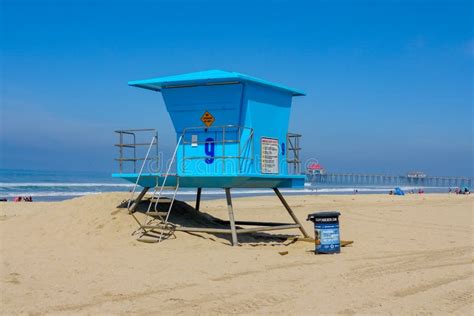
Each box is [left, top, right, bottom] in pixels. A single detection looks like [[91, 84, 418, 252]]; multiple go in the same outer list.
[[1, 0, 473, 177]]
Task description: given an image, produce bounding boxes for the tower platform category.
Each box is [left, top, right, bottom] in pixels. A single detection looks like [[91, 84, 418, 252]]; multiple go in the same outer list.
[[113, 173, 305, 188]]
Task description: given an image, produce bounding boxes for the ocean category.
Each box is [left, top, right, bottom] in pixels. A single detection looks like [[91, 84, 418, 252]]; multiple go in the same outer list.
[[0, 169, 450, 202]]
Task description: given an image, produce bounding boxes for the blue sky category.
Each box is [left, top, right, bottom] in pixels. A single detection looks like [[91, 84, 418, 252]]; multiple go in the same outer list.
[[1, 0, 473, 176]]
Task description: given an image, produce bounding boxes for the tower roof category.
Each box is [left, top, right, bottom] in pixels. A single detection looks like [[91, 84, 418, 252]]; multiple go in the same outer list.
[[128, 69, 305, 96]]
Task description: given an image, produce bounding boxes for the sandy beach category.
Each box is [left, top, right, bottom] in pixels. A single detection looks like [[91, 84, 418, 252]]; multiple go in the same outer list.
[[0, 193, 472, 314]]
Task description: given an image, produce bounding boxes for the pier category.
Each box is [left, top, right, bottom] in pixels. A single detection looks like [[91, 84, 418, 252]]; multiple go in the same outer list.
[[307, 173, 472, 188]]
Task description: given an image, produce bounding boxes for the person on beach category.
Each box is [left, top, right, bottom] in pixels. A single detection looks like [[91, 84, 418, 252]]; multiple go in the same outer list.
[[13, 196, 33, 202]]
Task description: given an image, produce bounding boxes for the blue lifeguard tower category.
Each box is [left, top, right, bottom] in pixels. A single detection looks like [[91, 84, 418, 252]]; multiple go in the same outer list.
[[113, 70, 309, 245]]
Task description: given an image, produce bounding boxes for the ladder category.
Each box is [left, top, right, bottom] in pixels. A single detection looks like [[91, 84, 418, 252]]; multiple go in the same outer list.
[[131, 136, 183, 243]]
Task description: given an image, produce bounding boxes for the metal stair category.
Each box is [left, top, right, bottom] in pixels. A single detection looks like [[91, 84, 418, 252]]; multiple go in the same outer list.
[[132, 136, 183, 243]]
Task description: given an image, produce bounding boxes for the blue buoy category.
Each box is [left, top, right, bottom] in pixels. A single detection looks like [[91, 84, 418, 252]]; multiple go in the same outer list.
[[307, 212, 341, 254]]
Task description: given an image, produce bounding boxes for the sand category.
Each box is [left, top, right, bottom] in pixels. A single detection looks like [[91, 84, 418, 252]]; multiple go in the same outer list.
[[1, 193, 473, 314]]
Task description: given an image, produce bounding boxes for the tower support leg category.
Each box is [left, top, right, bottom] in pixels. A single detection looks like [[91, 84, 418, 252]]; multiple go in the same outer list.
[[129, 187, 150, 214], [195, 187, 202, 211], [273, 188, 310, 238], [225, 188, 238, 246]]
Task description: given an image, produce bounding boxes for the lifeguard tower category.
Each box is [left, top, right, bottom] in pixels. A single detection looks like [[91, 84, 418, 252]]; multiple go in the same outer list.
[[113, 70, 309, 245]]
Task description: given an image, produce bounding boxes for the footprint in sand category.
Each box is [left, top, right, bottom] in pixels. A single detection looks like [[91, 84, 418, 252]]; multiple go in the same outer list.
[[4, 272, 20, 284]]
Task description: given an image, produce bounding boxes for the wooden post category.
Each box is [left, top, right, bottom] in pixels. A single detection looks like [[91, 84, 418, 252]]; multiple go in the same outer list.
[[129, 186, 150, 233], [129, 187, 150, 214], [273, 188, 310, 238], [195, 187, 202, 211], [225, 188, 238, 246]]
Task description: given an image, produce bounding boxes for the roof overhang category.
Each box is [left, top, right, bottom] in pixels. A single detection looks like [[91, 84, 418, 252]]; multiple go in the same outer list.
[[128, 69, 306, 96]]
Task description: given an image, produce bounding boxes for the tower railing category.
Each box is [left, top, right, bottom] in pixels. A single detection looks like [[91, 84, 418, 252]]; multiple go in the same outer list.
[[287, 133, 302, 174], [180, 125, 254, 175], [115, 129, 158, 173]]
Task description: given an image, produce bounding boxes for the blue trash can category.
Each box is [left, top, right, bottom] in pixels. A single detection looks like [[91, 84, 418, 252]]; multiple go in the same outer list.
[[307, 211, 341, 254]]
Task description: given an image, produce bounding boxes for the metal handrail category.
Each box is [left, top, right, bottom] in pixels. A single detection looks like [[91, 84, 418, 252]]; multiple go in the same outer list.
[[115, 129, 158, 173], [115, 157, 159, 161], [140, 135, 183, 235], [182, 156, 253, 160], [287, 133, 302, 174], [114, 128, 157, 133], [181, 124, 251, 133], [180, 125, 254, 175], [114, 142, 158, 147], [126, 135, 158, 212], [157, 134, 183, 201], [181, 139, 241, 145], [239, 129, 254, 159]]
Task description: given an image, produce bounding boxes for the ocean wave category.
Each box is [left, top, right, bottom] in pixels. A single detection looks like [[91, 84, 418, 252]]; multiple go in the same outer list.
[[0, 185, 449, 198]]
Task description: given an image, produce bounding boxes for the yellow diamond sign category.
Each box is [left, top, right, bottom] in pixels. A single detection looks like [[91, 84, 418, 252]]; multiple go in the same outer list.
[[201, 111, 215, 127]]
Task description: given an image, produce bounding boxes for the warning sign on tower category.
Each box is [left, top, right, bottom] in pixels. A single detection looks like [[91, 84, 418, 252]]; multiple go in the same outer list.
[[201, 111, 215, 127], [261, 137, 279, 174]]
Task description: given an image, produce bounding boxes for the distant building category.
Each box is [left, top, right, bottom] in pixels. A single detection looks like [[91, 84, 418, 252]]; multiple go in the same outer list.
[[307, 163, 326, 175]]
